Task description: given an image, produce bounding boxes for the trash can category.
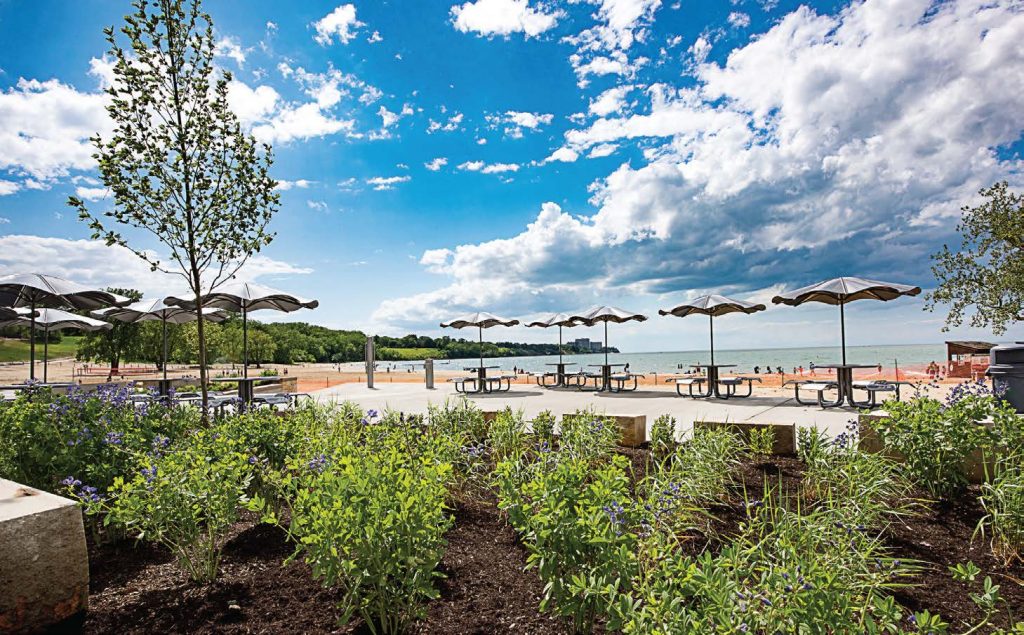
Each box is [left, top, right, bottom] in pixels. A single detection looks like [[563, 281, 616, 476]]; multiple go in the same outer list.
[[987, 343, 1024, 414], [425, 358, 434, 390]]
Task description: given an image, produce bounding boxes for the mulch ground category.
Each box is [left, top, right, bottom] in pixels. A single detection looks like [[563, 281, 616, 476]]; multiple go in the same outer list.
[[82, 449, 1023, 633]]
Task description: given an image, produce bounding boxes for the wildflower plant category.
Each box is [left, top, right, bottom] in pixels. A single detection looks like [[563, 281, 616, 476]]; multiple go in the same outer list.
[[977, 453, 1024, 565], [650, 414, 676, 459]]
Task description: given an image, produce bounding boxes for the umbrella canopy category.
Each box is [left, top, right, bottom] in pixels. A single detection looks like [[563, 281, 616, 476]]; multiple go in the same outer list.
[[659, 295, 766, 366], [440, 312, 520, 369], [95, 299, 227, 382], [165, 281, 319, 379], [772, 277, 921, 364], [525, 312, 586, 365], [0, 307, 35, 321], [10, 308, 111, 383], [0, 273, 129, 380], [567, 305, 647, 366]]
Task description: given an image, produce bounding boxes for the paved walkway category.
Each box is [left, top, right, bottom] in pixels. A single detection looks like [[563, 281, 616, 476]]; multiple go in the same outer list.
[[313, 382, 862, 437]]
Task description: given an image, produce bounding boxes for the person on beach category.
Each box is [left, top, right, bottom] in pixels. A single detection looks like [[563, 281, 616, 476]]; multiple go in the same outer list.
[[754, 366, 760, 374]]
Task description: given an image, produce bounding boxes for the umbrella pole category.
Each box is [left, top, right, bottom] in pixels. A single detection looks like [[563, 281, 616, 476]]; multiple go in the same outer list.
[[840, 302, 847, 366], [43, 324, 49, 383], [479, 326, 483, 369], [243, 306, 248, 380], [162, 317, 168, 383], [29, 299, 36, 381], [709, 314, 715, 367], [604, 321, 609, 367], [558, 325, 563, 365]]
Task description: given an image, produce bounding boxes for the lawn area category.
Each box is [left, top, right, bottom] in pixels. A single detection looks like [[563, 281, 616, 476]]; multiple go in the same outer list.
[[0, 335, 82, 363], [378, 347, 444, 360]]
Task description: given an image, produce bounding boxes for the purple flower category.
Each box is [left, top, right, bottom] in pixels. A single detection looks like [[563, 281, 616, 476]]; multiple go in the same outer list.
[[103, 431, 123, 446], [307, 454, 328, 473]]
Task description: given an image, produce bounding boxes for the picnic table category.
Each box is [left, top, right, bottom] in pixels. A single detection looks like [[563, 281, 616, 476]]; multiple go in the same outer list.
[[584, 363, 627, 392], [542, 362, 578, 387], [802, 364, 878, 408], [461, 365, 501, 393], [208, 376, 267, 406], [691, 364, 736, 398]]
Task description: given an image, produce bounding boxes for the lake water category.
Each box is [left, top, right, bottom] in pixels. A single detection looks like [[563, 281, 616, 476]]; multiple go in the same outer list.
[[408, 343, 954, 374]]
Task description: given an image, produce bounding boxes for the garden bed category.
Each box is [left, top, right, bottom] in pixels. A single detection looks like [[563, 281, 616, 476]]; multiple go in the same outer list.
[[81, 449, 1023, 633]]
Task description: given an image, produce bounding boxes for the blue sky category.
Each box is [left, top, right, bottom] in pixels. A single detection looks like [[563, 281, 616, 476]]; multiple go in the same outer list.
[[1, 0, 1023, 352]]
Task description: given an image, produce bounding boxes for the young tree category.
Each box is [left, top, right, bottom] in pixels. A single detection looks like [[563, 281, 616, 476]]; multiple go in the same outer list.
[[926, 181, 1024, 334], [76, 287, 144, 372], [69, 0, 279, 412]]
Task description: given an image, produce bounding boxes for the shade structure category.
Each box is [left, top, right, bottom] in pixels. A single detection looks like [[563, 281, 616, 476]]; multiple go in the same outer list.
[[772, 277, 921, 364], [440, 312, 520, 369], [567, 305, 647, 366], [95, 299, 227, 382], [165, 281, 319, 379], [8, 308, 111, 382], [659, 295, 766, 366], [525, 312, 586, 365], [0, 273, 129, 380]]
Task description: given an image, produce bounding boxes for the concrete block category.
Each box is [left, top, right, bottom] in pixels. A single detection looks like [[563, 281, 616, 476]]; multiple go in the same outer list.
[[0, 479, 88, 634], [693, 421, 797, 455]]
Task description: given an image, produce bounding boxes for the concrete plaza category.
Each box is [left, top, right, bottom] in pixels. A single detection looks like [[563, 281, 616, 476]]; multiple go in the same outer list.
[[313, 381, 864, 438]]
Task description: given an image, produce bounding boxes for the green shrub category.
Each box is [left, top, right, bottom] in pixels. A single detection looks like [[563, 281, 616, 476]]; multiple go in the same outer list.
[[74, 428, 252, 582], [977, 454, 1024, 565], [868, 391, 1015, 498], [747, 426, 775, 456], [650, 414, 676, 458], [531, 409, 556, 444], [560, 410, 619, 463], [284, 442, 454, 634], [489, 407, 526, 462]]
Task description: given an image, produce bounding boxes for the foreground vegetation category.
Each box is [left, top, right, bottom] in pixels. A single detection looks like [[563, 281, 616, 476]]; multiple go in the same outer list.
[[1, 382, 1022, 633]]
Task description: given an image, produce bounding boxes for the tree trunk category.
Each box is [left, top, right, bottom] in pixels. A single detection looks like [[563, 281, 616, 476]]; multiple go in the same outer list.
[[193, 279, 209, 423]]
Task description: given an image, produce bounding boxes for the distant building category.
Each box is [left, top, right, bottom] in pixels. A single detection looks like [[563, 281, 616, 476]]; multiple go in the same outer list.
[[571, 338, 603, 352]]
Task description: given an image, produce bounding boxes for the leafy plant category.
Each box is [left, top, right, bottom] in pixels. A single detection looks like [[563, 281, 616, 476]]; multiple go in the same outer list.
[[747, 426, 776, 457], [282, 440, 453, 633], [559, 410, 619, 463], [977, 453, 1024, 565], [488, 407, 526, 462], [531, 409, 556, 445], [650, 414, 676, 458], [74, 428, 252, 582]]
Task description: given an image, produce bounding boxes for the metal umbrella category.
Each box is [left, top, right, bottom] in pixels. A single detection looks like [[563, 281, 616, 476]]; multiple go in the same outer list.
[[5, 308, 111, 382], [525, 313, 585, 365], [771, 277, 921, 364], [0, 273, 129, 380], [567, 305, 647, 367], [94, 298, 227, 382], [165, 281, 318, 379], [439, 312, 520, 369], [659, 295, 766, 366]]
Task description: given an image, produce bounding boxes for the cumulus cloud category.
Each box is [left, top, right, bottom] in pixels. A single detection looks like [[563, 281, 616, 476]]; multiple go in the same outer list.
[[487, 110, 554, 137], [74, 186, 110, 201], [313, 4, 364, 45], [450, 0, 561, 38], [274, 179, 313, 191], [374, 0, 1024, 329], [728, 12, 751, 28], [425, 157, 449, 171], [589, 84, 634, 116], [458, 160, 521, 174], [0, 78, 111, 181], [427, 112, 464, 133], [0, 234, 312, 299], [366, 175, 411, 190], [214, 36, 248, 66], [0, 180, 21, 196]]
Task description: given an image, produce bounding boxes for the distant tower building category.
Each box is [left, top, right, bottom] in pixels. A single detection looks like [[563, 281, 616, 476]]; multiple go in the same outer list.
[[573, 338, 591, 351], [591, 341, 603, 352]]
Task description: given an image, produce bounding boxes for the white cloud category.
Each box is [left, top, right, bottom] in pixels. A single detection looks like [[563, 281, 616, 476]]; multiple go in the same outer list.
[[587, 143, 618, 158], [688, 35, 712, 65], [227, 81, 280, 125], [74, 186, 110, 201], [425, 157, 449, 171], [589, 84, 634, 116], [0, 180, 20, 196], [374, 0, 1024, 329], [0, 234, 311, 299], [0, 217, 9, 224], [307, 200, 329, 212], [542, 147, 579, 164], [367, 30, 383, 43], [0, 78, 111, 181], [728, 11, 751, 28], [274, 179, 313, 191], [313, 4, 364, 46], [427, 111, 464, 133], [458, 160, 521, 174], [366, 175, 411, 190], [215, 36, 248, 66], [450, 0, 561, 38]]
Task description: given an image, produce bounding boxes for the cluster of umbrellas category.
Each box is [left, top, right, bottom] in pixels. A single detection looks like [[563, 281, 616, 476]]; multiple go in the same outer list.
[[441, 277, 922, 366], [0, 274, 318, 383]]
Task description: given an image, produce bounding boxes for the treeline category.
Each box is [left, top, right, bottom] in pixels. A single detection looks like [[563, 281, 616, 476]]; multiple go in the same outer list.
[[13, 316, 617, 368]]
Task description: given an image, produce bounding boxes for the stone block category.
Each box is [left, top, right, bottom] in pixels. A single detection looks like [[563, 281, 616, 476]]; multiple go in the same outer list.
[[0, 479, 88, 634], [693, 421, 797, 455]]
